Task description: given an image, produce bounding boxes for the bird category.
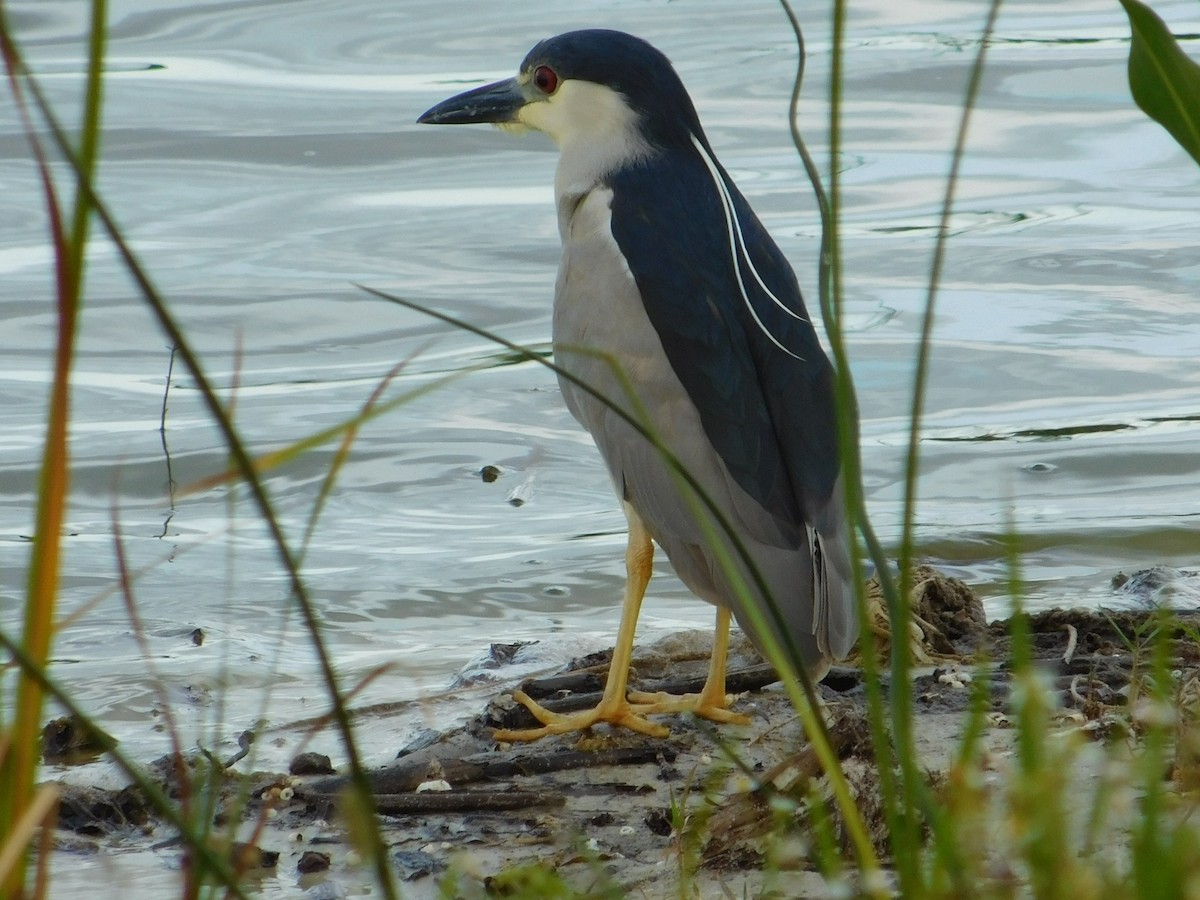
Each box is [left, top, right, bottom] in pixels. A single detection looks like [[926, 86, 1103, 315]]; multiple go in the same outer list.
[[418, 29, 857, 741]]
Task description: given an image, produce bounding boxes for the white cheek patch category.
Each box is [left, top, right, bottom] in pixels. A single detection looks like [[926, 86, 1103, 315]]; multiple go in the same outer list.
[[517, 80, 648, 157], [517, 79, 652, 203]]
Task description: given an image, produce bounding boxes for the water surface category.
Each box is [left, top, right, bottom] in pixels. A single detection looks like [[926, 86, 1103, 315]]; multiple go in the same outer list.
[[1, 0, 1198, 892]]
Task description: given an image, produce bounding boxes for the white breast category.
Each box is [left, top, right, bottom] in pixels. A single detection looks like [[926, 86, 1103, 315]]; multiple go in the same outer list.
[[552, 186, 661, 419]]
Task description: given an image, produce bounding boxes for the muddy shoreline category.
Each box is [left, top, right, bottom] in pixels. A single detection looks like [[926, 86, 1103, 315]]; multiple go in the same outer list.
[[47, 570, 1200, 897]]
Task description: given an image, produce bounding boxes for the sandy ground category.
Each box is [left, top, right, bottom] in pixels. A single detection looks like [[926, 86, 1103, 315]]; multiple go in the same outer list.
[[46, 568, 1200, 897]]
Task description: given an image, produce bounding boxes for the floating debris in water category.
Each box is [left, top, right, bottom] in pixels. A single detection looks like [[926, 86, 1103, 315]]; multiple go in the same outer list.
[[506, 473, 536, 506], [1022, 461, 1057, 474]]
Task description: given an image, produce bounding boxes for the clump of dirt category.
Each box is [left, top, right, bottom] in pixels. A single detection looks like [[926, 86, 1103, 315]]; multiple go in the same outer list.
[[910, 565, 989, 652], [56, 784, 150, 835], [858, 566, 988, 665]]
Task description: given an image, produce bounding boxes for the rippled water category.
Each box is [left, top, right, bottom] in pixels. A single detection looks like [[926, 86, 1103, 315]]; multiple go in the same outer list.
[[2, 0, 1198, 892]]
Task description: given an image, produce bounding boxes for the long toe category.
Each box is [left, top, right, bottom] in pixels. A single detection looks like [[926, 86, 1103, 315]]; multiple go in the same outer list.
[[626, 689, 752, 726], [492, 689, 671, 741]]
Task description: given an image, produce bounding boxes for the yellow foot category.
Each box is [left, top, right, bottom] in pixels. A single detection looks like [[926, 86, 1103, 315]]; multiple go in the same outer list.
[[492, 689, 671, 742], [627, 689, 752, 726]]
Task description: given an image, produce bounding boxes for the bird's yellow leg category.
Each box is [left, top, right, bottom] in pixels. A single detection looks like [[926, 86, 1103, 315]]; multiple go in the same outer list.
[[627, 605, 751, 725], [493, 504, 672, 741]]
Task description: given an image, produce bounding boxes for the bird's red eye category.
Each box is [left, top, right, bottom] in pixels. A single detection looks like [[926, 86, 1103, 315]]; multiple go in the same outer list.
[[533, 65, 559, 94]]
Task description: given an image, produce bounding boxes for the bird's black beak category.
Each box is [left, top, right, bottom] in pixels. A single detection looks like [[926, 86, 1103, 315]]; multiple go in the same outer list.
[[417, 77, 527, 125]]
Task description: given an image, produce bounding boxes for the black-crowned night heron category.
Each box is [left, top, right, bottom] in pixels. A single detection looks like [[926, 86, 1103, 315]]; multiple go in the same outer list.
[[418, 29, 856, 741]]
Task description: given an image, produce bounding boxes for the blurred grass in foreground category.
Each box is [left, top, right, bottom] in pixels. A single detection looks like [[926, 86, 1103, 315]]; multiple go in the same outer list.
[[1, 0, 1200, 896]]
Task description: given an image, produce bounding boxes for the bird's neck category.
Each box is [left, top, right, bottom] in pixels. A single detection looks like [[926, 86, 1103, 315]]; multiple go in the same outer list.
[[553, 127, 654, 203]]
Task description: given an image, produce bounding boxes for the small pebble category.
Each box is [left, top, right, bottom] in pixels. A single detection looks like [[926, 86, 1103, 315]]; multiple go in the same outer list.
[[41, 715, 116, 763], [644, 809, 673, 837], [935, 666, 972, 689], [394, 849, 446, 882], [297, 850, 331, 874], [289, 752, 335, 776], [415, 779, 452, 793]]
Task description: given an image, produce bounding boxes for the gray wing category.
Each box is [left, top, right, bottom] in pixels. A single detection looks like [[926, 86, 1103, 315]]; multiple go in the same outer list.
[[553, 178, 857, 667]]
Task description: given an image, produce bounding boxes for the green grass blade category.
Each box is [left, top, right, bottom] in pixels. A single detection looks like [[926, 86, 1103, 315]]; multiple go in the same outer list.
[[0, 628, 254, 899], [359, 287, 787, 649], [298, 361, 407, 562], [889, 1, 1003, 887], [362, 285, 884, 878], [5, 47, 400, 899], [0, 6, 101, 890], [68, 0, 106, 271], [775, 3, 902, 889], [1119, 0, 1200, 168]]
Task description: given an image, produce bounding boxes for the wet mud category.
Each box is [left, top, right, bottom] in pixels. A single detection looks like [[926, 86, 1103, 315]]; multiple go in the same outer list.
[[44, 568, 1200, 896]]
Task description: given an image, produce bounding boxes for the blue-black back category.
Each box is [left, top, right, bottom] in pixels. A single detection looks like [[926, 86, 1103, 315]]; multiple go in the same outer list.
[[606, 147, 840, 539]]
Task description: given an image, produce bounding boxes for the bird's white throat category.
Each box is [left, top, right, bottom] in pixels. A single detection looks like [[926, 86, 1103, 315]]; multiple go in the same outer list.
[[516, 79, 652, 197]]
